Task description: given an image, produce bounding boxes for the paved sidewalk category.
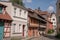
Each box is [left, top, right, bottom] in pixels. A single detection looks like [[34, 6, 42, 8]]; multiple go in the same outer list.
[[21, 36, 38, 40]]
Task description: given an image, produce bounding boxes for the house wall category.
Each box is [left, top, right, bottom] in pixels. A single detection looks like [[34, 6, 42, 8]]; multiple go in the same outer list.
[[0, 2, 28, 37], [11, 20, 28, 37], [3, 21, 11, 40], [50, 14, 57, 30], [39, 22, 47, 35], [56, 0, 60, 33], [46, 15, 53, 33], [28, 17, 39, 37]]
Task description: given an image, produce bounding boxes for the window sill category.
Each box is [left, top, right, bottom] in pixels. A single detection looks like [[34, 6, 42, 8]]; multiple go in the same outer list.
[[13, 16, 27, 20], [13, 32, 22, 34]]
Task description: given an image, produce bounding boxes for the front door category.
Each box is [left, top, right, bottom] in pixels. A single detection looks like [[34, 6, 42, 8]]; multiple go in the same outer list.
[[22, 25, 25, 37], [0, 21, 4, 40]]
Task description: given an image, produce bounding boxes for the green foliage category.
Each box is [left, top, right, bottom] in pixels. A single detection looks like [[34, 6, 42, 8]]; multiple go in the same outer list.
[[47, 29, 54, 34], [55, 28, 60, 39], [10, 0, 24, 6], [55, 33, 60, 39]]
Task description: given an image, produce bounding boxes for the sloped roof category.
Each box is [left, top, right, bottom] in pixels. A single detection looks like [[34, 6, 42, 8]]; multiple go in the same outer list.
[[33, 9, 52, 23], [50, 12, 56, 17], [0, 3, 7, 7], [34, 9, 48, 15], [0, 3, 12, 21], [40, 11, 48, 15], [28, 9, 47, 22], [13, 3, 27, 10], [0, 12, 12, 21]]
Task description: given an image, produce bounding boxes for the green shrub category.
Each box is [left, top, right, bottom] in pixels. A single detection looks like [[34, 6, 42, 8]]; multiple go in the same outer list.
[[55, 33, 60, 39], [47, 29, 54, 34]]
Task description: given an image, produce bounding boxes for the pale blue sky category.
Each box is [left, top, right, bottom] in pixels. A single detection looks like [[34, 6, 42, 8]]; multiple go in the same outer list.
[[24, 0, 57, 11]]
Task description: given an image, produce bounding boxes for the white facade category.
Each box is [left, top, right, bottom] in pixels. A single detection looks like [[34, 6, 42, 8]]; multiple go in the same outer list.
[[0, 2, 28, 37], [50, 13, 57, 30]]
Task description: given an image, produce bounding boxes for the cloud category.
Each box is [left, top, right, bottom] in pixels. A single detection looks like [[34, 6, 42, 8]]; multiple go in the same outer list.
[[47, 6, 54, 13], [26, 0, 32, 3], [23, 0, 32, 3], [23, 0, 26, 3]]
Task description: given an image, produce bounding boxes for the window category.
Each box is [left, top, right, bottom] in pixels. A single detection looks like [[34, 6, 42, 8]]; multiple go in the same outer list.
[[0, 7, 3, 13], [59, 3, 60, 8], [53, 19, 55, 21], [31, 19, 33, 23], [14, 8, 16, 16], [20, 9, 22, 15], [58, 16, 60, 23], [54, 22, 56, 24], [24, 11, 26, 14], [54, 26, 56, 27], [59, 28, 60, 31], [13, 24, 16, 32], [19, 24, 21, 29]]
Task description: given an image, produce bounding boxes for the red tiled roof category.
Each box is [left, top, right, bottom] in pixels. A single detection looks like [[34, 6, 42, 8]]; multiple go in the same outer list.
[[34, 9, 49, 15], [0, 3, 12, 21], [34, 9, 52, 23], [40, 11, 48, 15], [0, 12, 12, 21]]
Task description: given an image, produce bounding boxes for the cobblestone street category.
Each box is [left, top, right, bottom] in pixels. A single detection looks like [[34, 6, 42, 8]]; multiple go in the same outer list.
[[22, 36, 60, 40]]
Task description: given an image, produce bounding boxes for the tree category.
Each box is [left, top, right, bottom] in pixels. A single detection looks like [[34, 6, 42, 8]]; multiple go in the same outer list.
[[10, 0, 24, 6]]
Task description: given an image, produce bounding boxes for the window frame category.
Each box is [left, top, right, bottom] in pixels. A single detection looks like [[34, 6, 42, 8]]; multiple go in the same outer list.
[[24, 10, 26, 14], [58, 16, 60, 23], [59, 3, 60, 8], [20, 9, 22, 15], [53, 19, 55, 21], [19, 24, 21, 29], [13, 24, 16, 33], [14, 7, 16, 16]]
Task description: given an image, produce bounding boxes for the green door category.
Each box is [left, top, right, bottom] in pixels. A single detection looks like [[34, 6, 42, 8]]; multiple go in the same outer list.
[[0, 21, 4, 40]]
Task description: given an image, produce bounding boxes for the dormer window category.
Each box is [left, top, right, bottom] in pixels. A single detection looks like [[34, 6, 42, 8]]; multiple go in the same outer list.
[[0, 7, 3, 13]]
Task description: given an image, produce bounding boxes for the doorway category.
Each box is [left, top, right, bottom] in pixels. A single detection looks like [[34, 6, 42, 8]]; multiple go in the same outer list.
[[22, 25, 25, 37]]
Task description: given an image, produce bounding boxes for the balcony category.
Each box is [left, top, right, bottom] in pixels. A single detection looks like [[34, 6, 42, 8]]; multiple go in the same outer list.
[[29, 23, 39, 27], [40, 25, 46, 28]]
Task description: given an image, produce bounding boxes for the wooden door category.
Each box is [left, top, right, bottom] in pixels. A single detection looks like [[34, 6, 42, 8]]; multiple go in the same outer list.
[[22, 25, 25, 36]]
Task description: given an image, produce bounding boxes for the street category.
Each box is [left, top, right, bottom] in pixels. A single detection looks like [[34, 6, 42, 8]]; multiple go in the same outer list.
[[24, 36, 60, 40]]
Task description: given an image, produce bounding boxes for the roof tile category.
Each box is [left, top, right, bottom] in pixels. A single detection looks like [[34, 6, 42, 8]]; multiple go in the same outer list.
[[0, 12, 12, 21]]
